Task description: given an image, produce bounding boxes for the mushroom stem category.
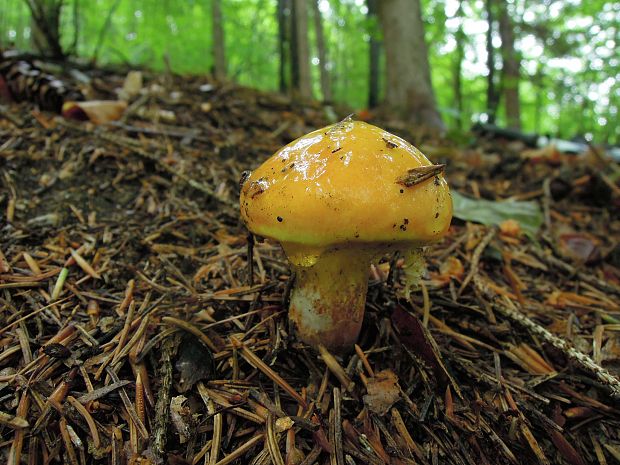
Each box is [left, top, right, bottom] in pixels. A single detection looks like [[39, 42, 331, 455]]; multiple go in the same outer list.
[[288, 247, 372, 353]]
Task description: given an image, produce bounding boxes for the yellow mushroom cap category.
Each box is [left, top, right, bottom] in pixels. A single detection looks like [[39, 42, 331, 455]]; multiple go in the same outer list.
[[240, 120, 452, 255]]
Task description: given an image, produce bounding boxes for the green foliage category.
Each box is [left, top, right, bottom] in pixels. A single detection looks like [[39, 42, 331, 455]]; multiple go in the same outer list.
[[451, 191, 543, 237], [0, 0, 617, 144], [1, 0, 31, 50]]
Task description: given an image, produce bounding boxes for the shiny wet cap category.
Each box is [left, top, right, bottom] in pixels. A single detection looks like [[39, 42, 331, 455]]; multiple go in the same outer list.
[[240, 119, 452, 251]]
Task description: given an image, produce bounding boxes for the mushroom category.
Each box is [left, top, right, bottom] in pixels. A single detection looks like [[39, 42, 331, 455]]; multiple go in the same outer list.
[[240, 119, 452, 353]]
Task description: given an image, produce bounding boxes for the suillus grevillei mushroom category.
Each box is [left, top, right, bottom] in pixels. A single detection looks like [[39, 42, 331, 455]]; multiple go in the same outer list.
[[240, 118, 452, 353]]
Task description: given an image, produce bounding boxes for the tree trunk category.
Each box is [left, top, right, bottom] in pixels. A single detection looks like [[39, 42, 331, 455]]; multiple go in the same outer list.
[[605, 83, 618, 144], [367, 0, 380, 109], [92, 0, 121, 63], [497, 0, 521, 129], [485, 0, 499, 123], [290, 0, 312, 99], [378, 0, 443, 131], [69, 0, 79, 54], [311, 0, 331, 102], [26, 0, 64, 58], [555, 81, 564, 138], [211, 0, 226, 80], [453, 0, 465, 129], [277, 0, 290, 93], [533, 63, 543, 133]]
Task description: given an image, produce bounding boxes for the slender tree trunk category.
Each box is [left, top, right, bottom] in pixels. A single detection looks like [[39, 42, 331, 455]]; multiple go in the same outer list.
[[605, 82, 618, 144], [92, 0, 121, 63], [26, 0, 64, 58], [69, 0, 79, 54], [578, 69, 590, 136], [211, 0, 226, 80], [340, 43, 349, 102], [290, 0, 312, 99], [533, 63, 543, 133], [311, 0, 331, 102], [289, 0, 300, 93], [485, 0, 499, 123], [277, 0, 290, 93], [367, 0, 381, 109], [497, 0, 521, 129], [555, 81, 564, 138], [453, 0, 465, 129], [377, 0, 443, 130]]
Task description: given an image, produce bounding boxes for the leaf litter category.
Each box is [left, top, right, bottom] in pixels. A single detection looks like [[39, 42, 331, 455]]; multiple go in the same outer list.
[[1, 63, 620, 464]]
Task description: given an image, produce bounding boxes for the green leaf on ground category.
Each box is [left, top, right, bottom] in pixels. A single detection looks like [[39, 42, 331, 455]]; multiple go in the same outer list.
[[451, 191, 543, 236]]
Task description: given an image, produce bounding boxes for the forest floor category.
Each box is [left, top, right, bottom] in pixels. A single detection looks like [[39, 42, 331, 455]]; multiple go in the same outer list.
[[1, 64, 620, 465]]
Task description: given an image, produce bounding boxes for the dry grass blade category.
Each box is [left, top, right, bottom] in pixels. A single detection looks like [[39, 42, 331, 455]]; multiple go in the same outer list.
[[16, 327, 32, 364], [116, 315, 151, 363], [410, 301, 489, 351], [331, 387, 344, 465], [66, 396, 101, 448], [70, 248, 101, 279], [111, 426, 122, 465], [162, 316, 218, 352], [22, 252, 41, 274], [298, 445, 323, 465], [214, 434, 264, 465], [231, 336, 307, 407], [191, 440, 212, 465], [0, 411, 29, 429], [391, 408, 427, 464], [76, 380, 132, 403], [105, 367, 149, 439], [0, 298, 70, 336], [0, 248, 12, 273], [115, 279, 135, 317], [27, 436, 40, 465], [59, 418, 80, 465], [110, 300, 137, 366], [318, 344, 355, 393], [355, 344, 375, 377], [603, 444, 620, 462], [589, 433, 607, 465], [0, 281, 44, 289], [520, 419, 551, 465], [506, 343, 555, 375], [458, 228, 495, 296], [208, 397, 223, 465], [266, 412, 285, 465], [198, 383, 265, 424]]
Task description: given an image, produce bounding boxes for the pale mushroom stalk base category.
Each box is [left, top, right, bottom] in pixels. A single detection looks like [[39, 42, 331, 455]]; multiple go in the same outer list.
[[288, 247, 372, 353], [287, 246, 425, 352]]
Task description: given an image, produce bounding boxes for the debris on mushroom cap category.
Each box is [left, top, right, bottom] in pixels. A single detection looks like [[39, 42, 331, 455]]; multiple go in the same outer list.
[[240, 119, 452, 258]]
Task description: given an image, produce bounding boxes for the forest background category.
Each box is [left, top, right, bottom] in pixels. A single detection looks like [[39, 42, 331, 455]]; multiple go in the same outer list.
[[1, 0, 618, 145]]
